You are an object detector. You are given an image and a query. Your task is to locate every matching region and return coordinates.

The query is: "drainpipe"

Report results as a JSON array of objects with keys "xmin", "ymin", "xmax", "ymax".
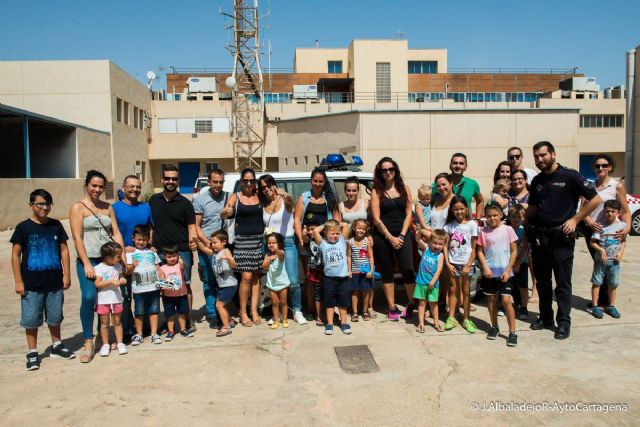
[
  {"xmin": 23, "ymin": 116, "xmax": 31, "ymax": 178},
  {"xmin": 625, "ymin": 49, "xmax": 636, "ymax": 193}
]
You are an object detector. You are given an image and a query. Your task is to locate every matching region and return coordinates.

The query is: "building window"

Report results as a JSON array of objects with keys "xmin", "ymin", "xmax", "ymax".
[
  {"xmin": 285, "ymin": 158, "xmax": 289, "ymax": 166},
  {"xmin": 174, "ymin": 94, "xmax": 182, "ymax": 101},
  {"xmin": 408, "ymin": 61, "xmax": 438, "ymax": 74},
  {"xmin": 206, "ymin": 163, "xmax": 220, "ymax": 174},
  {"xmin": 116, "ymin": 98, "xmax": 123, "ymax": 122},
  {"xmin": 133, "ymin": 107, "xmax": 139, "ymax": 128},
  {"xmin": 328, "ymin": 61, "xmax": 343, "ymax": 73},
  {"xmin": 123, "ymin": 102, "xmax": 129, "ymax": 125},
  {"xmin": 139, "ymin": 110, "xmax": 145, "ymax": 129},
  {"xmin": 376, "ymin": 62, "xmax": 391, "ymax": 103},
  {"xmin": 580, "ymin": 115, "xmax": 624, "ymax": 128},
  {"xmin": 195, "ymin": 119, "xmax": 213, "ymax": 133},
  {"xmin": 304, "ymin": 156, "xmax": 308, "ymax": 165},
  {"xmin": 316, "ymin": 155, "xmax": 320, "ymax": 163},
  {"xmin": 135, "ymin": 160, "xmax": 146, "ymax": 181}
]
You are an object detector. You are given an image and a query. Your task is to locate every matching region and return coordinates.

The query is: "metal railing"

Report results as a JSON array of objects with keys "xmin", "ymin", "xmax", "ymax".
[{"xmin": 170, "ymin": 66, "xmax": 578, "ymax": 75}]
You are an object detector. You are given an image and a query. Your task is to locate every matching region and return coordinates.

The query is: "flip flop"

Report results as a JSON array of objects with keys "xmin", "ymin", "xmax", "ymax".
[
  {"xmin": 362, "ymin": 313, "xmax": 371, "ymax": 321},
  {"xmin": 216, "ymin": 327, "xmax": 232, "ymax": 337},
  {"xmin": 315, "ymin": 319, "xmax": 324, "ymax": 327},
  {"xmin": 435, "ymin": 323, "xmax": 445, "ymax": 333},
  {"xmin": 241, "ymin": 318, "xmax": 253, "ymax": 327},
  {"xmin": 416, "ymin": 325, "xmax": 425, "ymax": 334},
  {"xmin": 252, "ymin": 318, "xmax": 262, "ymax": 325}
]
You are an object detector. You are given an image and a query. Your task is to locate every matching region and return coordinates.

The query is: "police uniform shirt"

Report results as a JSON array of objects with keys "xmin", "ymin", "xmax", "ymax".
[{"xmin": 528, "ymin": 164, "xmax": 597, "ymax": 227}]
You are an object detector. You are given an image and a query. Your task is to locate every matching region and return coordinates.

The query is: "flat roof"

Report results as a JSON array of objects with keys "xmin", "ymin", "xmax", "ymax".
[{"xmin": 276, "ymin": 106, "xmax": 582, "ymax": 123}]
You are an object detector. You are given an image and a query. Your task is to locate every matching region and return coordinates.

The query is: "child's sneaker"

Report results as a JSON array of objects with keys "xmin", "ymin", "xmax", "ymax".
[
  {"xmin": 130, "ymin": 335, "xmax": 144, "ymax": 346},
  {"xmin": 271, "ymin": 322, "xmax": 280, "ymax": 330},
  {"xmin": 605, "ymin": 306, "xmax": 621, "ymax": 319},
  {"xmin": 592, "ymin": 307, "xmax": 604, "ymax": 319},
  {"xmin": 444, "ymin": 317, "xmax": 458, "ymax": 330},
  {"xmin": 117, "ymin": 343, "xmax": 128, "ymax": 355},
  {"xmin": 487, "ymin": 326, "xmax": 499, "ymax": 340},
  {"xmin": 50, "ymin": 343, "xmax": 76, "ymax": 359},
  {"xmin": 387, "ymin": 307, "xmax": 400, "ymax": 321},
  {"xmin": 26, "ymin": 351, "xmax": 40, "ymax": 371},
  {"xmin": 519, "ymin": 307, "xmax": 529, "ymax": 320},
  {"xmin": 99, "ymin": 344, "xmax": 111, "ymax": 357},
  {"xmin": 180, "ymin": 330, "xmax": 194, "ymax": 338},
  {"xmin": 324, "ymin": 324, "xmax": 334, "ymax": 335},
  {"xmin": 151, "ymin": 334, "xmax": 163, "ymax": 344},
  {"xmin": 507, "ymin": 332, "xmax": 518, "ymax": 347},
  {"xmin": 462, "ymin": 319, "xmax": 477, "ymax": 333},
  {"xmin": 340, "ymin": 324, "xmax": 352, "ymax": 335},
  {"xmin": 282, "ymin": 320, "xmax": 290, "ymax": 328},
  {"xmin": 164, "ymin": 332, "xmax": 175, "ymax": 342}
]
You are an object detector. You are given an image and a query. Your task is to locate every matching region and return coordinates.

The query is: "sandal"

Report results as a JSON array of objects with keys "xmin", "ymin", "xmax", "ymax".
[
  {"xmin": 435, "ymin": 323, "xmax": 445, "ymax": 333},
  {"xmin": 240, "ymin": 317, "xmax": 253, "ymax": 327},
  {"xmin": 469, "ymin": 304, "xmax": 477, "ymax": 312},
  {"xmin": 362, "ymin": 313, "xmax": 371, "ymax": 321},
  {"xmin": 315, "ymin": 319, "xmax": 324, "ymax": 327},
  {"xmin": 216, "ymin": 327, "xmax": 232, "ymax": 337},
  {"xmin": 416, "ymin": 325, "xmax": 425, "ymax": 334},
  {"xmin": 252, "ymin": 318, "xmax": 262, "ymax": 325},
  {"xmin": 78, "ymin": 344, "xmax": 94, "ymax": 363},
  {"xmin": 351, "ymin": 313, "xmax": 359, "ymax": 322},
  {"xmin": 228, "ymin": 319, "xmax": 238, "ymax": 328}
]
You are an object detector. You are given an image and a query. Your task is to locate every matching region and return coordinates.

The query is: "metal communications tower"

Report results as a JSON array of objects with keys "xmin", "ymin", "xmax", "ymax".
[{"xmin": 224, "ymin": 0, "xmax": 266, "ymax": 172}]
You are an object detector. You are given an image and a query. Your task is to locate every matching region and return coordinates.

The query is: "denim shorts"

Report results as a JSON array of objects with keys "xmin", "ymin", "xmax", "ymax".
[
  {"xmin": 217, "ymin": 286, "xmax": 237, "ymax": 304},
  {"xmin": 591, "ymin": 260, "xmax": 620, "ymax": 288},
  {"xmin": 163, "ymin": 295, "xmax": 189, "ymax": 318},
  {"xmin": 349, "ymin": 273, "xmax": 374, "ymax": 292},
  {"xmin": 322, "ymin": 276, "xmax": 350, "ymax": 308},
  {"xmin": 133, "ymin": 290, "xmax": 161, "ymax": 316},
  {"xmin": 20, "ymin": 289, "xmax": 64, "ymax": 328}
]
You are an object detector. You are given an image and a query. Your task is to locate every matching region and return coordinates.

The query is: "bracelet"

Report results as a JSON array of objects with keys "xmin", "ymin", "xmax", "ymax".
[{"xmin": 398, "ymin": 234, "xmax": 405, "ymax": 242}]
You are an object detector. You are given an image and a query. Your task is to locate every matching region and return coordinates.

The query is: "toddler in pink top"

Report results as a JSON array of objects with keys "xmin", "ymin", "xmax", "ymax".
[{"xmin": 160, "ymin": 245, "xmax": 192, "ymax": 341}]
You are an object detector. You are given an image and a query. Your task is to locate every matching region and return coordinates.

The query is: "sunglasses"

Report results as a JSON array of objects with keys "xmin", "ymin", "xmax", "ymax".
[
  {"xmin": 163, "ymin": 177, "xmax": 179, "ymax": 181},
  {"xmin": 594, "ymin": 164, "xmax": 610, "ymax": 170},
  {"xmin": 508, "ymin": 154, "xmax": 522, "ymax": 160},
  {"xmin": 381, "ymin": 167, "xmax": 396, "ymax": 174},
  {"xmin": 242, "ymin": 179, "xmax": 257, "ymax": 184},
  {"xmin": 31, "ymin": 202, "xmax": 52, "ymax": 208}
]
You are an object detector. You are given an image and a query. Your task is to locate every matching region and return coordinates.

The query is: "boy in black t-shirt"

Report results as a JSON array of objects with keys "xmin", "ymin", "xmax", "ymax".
[{"xmin": 10, "ymin": 189, "xmax": 76, "ymax": 370}]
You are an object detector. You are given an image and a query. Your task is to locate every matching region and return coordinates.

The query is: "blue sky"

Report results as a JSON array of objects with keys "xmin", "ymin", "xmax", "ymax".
[{"xmin": 1, "ymin": 0, "xmax": 639, "ymax": 89}]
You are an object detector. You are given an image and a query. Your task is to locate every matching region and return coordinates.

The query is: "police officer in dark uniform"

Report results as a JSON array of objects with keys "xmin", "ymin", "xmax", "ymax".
[{"xmin": 526, "ymin": 141, "xmax": 601, "ymax": 340}]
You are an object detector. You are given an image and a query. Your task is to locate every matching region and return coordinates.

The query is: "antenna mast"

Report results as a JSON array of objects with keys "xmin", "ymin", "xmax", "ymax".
[{"xmin": 224, "ymin": 0, "xmax": 266, "ymax": 172}]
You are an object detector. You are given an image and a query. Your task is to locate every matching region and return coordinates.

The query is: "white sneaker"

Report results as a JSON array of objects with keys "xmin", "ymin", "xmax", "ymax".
[
  {"xmin": 293, "ymin": 311, "xmax": 307, "ymax": 325},
  {"xmin": 99, "ymin": 344, "xmax": 110, "ymax": 357},
  {"xmin": 117, "ymin": 343, "xmax": 128, "ymax": 355},
  {"xmin": 151, "ymin": 334, "xmax": 162, "ymax": 344}
]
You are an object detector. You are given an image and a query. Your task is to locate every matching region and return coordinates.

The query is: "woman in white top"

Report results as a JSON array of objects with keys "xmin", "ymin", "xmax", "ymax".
[
  {"xmin": 431, "ymin": 173, "xmax": 454, "ymax": 230},
  {"xmin": 258, "ymin": 174, "xmax": 306, "ymax": 324},
  {"xmin": 338, "ymin": 176, "xmax": 369, "ymax": 225},
  {"xmin": 581, "ymin": 155, "xmax": 631, "ymax": 307}
]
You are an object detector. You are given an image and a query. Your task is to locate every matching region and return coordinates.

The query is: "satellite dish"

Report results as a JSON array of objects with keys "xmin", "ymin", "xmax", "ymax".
[
  {"xmin": 225, "ymin": 76, "xmax": 237, "ymax": 89},
  {"xmin": 146, "ymin": 70, "xmax": 157, "ymax": 80}
]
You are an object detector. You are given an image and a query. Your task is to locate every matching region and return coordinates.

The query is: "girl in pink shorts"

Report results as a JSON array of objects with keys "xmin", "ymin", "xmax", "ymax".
[{"xmin": 94, "ymin": 242, "xmax": 127, "ymax": 357}]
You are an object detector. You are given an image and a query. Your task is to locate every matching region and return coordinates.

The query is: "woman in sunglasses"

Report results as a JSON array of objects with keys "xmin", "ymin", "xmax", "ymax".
[
  {"xmin": 222, "ymin": 168, "xmax": 264, "ymax": 326},
  {"xmin": 370, "ymin": 157, "xmax": 415, "ymax": 321},
  {"xmin": 581, "ymin": 155, "xmax": 632, "ymax": 309}
]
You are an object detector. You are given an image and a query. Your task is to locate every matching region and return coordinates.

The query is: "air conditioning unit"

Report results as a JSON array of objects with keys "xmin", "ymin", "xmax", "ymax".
[
  {"xmin": 560, "ymin": 77, "xmax": 599, "ymax": 92},
  {"xmin": 293, "ymin": 85, "xmax": 318, "ymax": 99},
  {"xmin": 187, "ymin": 77, "xmax": 217, "ymax": 93}
]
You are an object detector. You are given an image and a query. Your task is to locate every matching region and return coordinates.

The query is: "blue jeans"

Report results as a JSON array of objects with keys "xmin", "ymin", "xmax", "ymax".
[
  {"xmin": 284, "ymin": 236, "xmax": 301, "ymax": 311},
  {"xmin": 198, "ymin": 249, "xmax": 218, "ymax": 319},
  {"xmin": 77, "ymin": 257, "xmax": 100, "ymax": 340}
]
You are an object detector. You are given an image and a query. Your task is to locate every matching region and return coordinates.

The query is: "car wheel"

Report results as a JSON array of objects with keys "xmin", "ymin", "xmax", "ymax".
[{"xmin": 632, "ymin": 211, "xmax": 640, "ymax": 236}]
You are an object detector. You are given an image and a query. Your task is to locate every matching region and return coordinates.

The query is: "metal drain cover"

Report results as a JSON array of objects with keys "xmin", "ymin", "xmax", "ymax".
[{"xmin": 334, "ymin": 345, "xmax": 379, "ymax": 374}]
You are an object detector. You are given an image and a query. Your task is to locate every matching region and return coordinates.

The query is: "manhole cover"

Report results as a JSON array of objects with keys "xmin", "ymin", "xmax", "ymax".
[{"xmin": 334, "ymin": 345, "xmax": 379, "ymax": 374}]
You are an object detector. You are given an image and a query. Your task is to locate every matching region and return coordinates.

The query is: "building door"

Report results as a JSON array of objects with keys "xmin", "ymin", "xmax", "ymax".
[
  {"xmin": 579, "ymin": 155, "xmax": 596, "ymax": 182},
  {"xmin": 178, "ymin": 162, "xmax": 200, "ymax": 194}
]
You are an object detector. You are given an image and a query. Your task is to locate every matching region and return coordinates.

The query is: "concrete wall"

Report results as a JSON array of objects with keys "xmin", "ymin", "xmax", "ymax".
[
  {"xmin": 294, "ymin": 48, "xmax": 349, "ymax": 73},
  {"xmin": 109, "ymin": 62, "xmax": 152, "ymax": 185},
  {"xmin": 76, "ymin": 128, "xmax": 113, "ymax": 178},
  {"xmin": 0, "ymin": 61, "xmax": 112, "ymax": 132},
  {"xmin": 278, "ymin": 108, "xmax": 581, "ymax": 197},
  {"xmin": 0, "ymin": 179, "xmax": 86, "ymax": 230},
  {"xmin": 633, "ymin": 46, "xmax": 640, "ymax": 192},
  {"xmin": 350, "ymin": 40, "xmax": 409, "ymax": 101}
]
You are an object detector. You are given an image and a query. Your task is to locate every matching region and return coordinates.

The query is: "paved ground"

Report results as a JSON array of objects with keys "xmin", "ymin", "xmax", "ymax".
[{"xmin": 0, "ymin": 221, "xmax": 638, "ymax": 426}]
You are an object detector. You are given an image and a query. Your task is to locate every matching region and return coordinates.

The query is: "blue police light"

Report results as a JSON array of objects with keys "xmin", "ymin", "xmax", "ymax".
[
  {"xmin": 351, "ymin": 155, "xmax": 363, "ymax": 166},
  {"xmin": 325, "ymin": 154, "xmax": 346, "ymax": 165}
]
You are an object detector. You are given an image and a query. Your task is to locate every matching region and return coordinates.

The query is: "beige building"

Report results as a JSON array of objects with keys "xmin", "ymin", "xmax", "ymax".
[{"xmin": 0, "ymin": 60, "xmax": 151, "ymax": 228}]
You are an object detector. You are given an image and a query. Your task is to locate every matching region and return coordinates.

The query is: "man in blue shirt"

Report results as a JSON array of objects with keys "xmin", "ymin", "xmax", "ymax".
[{"xmin": 113, "ymin": 175, "xmax": 153, "ymax": 339}]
